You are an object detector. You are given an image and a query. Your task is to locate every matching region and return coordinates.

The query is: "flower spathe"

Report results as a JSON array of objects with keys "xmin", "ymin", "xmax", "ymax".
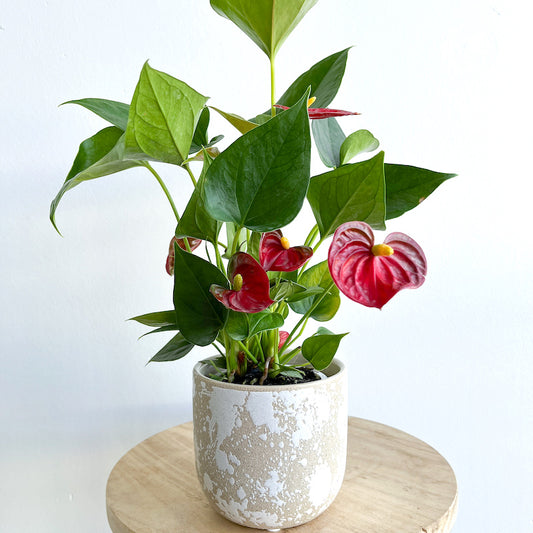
[
  {"xmin": 274, "ymin": 104, "xmax": 360, "ymax": 120},
  {"xmin": 166, "ymin": 236, "xmax": 202, "ymax": 275},
  {"xmin": 328, "ymin": 221, "xmax": 427, "ymax": 309},
  {"xmin": 259, "ymin": 230, "xmax": 313, "ymax": 272},
  {"xmin": 210, "ymin": 252, "xmax": 274, "ymax": 313}
]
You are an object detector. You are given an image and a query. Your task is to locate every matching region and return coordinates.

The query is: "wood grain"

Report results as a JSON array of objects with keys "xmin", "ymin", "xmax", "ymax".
[{"xmin": 106, "ymin": 417, "xmax": 457, "ymax": 532}]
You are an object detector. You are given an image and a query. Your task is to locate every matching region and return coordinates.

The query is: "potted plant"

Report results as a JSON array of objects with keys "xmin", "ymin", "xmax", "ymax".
[{"xmin": 51, "ymin": 0, "xmax": 455, "ymax": 529}]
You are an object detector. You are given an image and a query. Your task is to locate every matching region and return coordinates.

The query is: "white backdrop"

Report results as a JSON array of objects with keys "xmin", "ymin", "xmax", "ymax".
[{"xmin": 1, "ymin": 0, "xmax": 532, "ymax": 531}]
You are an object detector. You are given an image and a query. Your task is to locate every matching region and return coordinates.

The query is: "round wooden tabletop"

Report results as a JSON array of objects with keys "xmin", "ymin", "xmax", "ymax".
[{"xmin": 106, "ymin": 417, "xmax": 457, "ymax": 532}]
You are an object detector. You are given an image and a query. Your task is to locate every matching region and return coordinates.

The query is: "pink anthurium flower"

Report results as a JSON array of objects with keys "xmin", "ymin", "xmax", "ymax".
[
  {"xmin": 328, "ymin": 221, "xmax": 427, "ymax": 309},
  {"xmin": 259, "ymin": 230, "xmax": 313, "ymax": 272},
  {"xmin": 166, "ymin": 236, "xmax": 202, "ymax": 275},
  {"xmin": 278, "ymin": 330, "xmax": 290, "ymax": 349},
  {"xmin": 210, "ymin": 252, "xmax": 274, "ymax": 313},
  {"xmin": 274, "ymin": 104, "xmax": 360, "ymax": 120}
]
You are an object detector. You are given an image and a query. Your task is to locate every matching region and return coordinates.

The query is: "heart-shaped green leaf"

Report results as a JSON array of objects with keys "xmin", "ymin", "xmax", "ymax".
[
  {"xmin": 312, "ymin": 117, "xmax": 346, "ymax": 168},
  {"xmin": 385, "ymin": 164, "xmax": 457, "ymax": 220},
  {"xmin": 289, "ymin": 261, "xmax": 340, "ymax": 321},
  {"xmin": 62, "ymin": 98, "xmax": 130, "ymax": 130},
  {"xmin": 302, "ymin": 327, "xmax": 347, "ymax": 370},
  {"xmin": 210, "ymin": 0, "xmax": 318, "ymax": 59},
  {"xmin": 278, "ymin": 48, "xmax": 351, "ymax": 108},
  {"xmin": 125, "ymin": 62, "xmax": 208, "ymax": 165},
  {"xmin": 176, "ymin": 153, "xmax": 221, "ymax": 244},
  {"xmin": 203, "ymin": 91, "xmax": 311, "ymax": 232},
  {"xmin": 129, "ymin": 310, "xmax": 177, "ymax": 327},
  {"xmin": 173, "ymin": 244, "xmax": 229, "ymax": 346},
  {"xmin": 226, "ymin": 311, "xmax": 250, "ymax": 341},
  {"xmin": 340, "ymin": 129, "xmax": 380, "ymax": 165},
  {"xmin": 148, "ymin": 333, "xmax": 194, "ymax": 363},
  {"xmin": 50, "ymin": 127, "xmax": 143, "ymax": 232},
  {"xmin": 248, "ymin": 312, "xmax": 284, "ymax": 337},
  {"xmin": 307, "ymin": 151, "xmax": 386, "ymax": 237}
]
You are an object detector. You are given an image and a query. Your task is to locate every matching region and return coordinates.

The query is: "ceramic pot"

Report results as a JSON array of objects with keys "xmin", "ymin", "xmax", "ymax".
[{"xmin": 193, "ymin": 358, "xmax": 347, "ymax": 530}]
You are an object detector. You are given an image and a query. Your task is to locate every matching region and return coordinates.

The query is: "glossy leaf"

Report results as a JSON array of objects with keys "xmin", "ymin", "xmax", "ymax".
[
  {"xmin": 328, "ymin": 221, "xmax": 427, "ymax": 309},
  {"xmin": 210, "ymin": 0, "xmax": 318, "ymax": 59},
  {"xmin": 289, "ymin": 261, "xmax": 340, "ymax": 321},
  {"xmin": 385, "ymin": 164, "xmax": 456, "ymax": 220},
  {"xmin": 125, "ymin": 62, "xmax": 208, "ymax": 165},
  {"xmin": 139, "ymin": 325, "xmax": 179, "ymax": 338},
  {"xmin": 307, "ymin": 150, "xmax": 386, "ymax": 237},
  {"xmin": 225, "ymin": 310, "xmax": 250, "ymax": 341},
  {"xmin": 270, "ymin": 280, "xmax": 306, "ymax": 301},
  {"xmin": 211, "ymin": 107, "xmax": 258, "ymax": 134},
  {"xmin": 284, "ymin": 286, "xmax": 324, "ymax": 303},
  {"xmin": 340, "ymin": 129, "xmax": 380, "ymax": 165},
  {"xmin": 129, "ymin": 310, "xmax": 177, "ymax": 327},
  {"xmin": 173, "ymin": 244, "xmax": 228, "ymax": 345},
  {"xmin": 176, "ymin": 153, "xmax": 221, "ymax": 244},
  {"xmin": 203, "ymin": 91, "xmax": 311, "ymax": 232},
  {"xmin": 302, "ymin": 327, "xmax": 347, "ymax": 370},
  {"xmin": 50, "ymin": 128, "xmax": 143, "ymax": 232},
  {"xmin": 148, "ymin": 333, "xmax": 194, "ymax": 363},
  {"xmin": 189, "ymin": 107, "xmax": 224, "ymax": 154},
  {"xmin": 312, "ymin": 117, "xmax": 345, "ymax": 168},
  {"xmin": 248, "ymin": 311, "xmax": 284, "ymax": 337},
  {"xmin": 277, "ymin": 48, "xmax": 351, "ymax": 108},
  {"xmin": 62, "ymin": 98, "xmax": 130, "ymax": 130}
]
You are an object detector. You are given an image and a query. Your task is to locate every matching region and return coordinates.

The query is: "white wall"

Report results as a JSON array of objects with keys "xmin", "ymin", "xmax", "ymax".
[{"xmin": 1, "ymin": 0, "xmax": 532, "ymax": 531}]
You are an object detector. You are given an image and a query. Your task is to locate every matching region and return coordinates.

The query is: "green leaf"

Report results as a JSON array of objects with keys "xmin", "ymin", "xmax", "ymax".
[
  {"xmin": 129, "ymin": 310, "xmax": 177, "ymax": 327},
  {"xmin": 385, "ymin": 164, "xmax": 457, "ymax": 220},
  {"xmin": 148, "ymin": 333, "xmax": 194, "ymax": 363},
  {"xmin": 270, "ymin": 280, "xmax": 306, "ymax": 301},
  {"xmin": 278, "ymin": 48, "xmax": 351, "ymax": 108},
  {"xmin": 203, "ymin": 91, "xmax": 311, "ymax": 232},
  {"xmin": 340, "ymin": 129, "xmax": 380, "ymax": 165},
  {"xmin": 225, "ymin": 310, "xmax": 249, "ymax": 341},
  {"xmin": 307, "ymin": 150, "xmax": 386, "ymax": 237},
  {"xmin": 312, "ymin": 118, "xmax": 345, "ymax": 168},
  {"xmin": 289, "ymin": 261, "xmax": 340, "ymax": 321},
  {"xmin": 175, "ymin": 153, "xmax": 221, "ymax": 243},
  {"xmin": 210, "ymin": 0, "xmax": 318, "ymax": 59},
  {"xmin": 302, "ymin": 327, "xmax": 347, "ymax": 371},
  {"xmin": 50, "ymin": 127, "xmax": 143, "ymax": 232},
  {"xmin": 173, "ymin": 244, "xmax": 229, "ymax": 346},
  {"xmin": 62, "ymin": 98, "xmax": 130, "ymax": 130},
  {"xmin": 211, "ymin": 107, "xmax": 258, "ymax": 134},
  {"xmin": 285, "ymin": 286, "xmax": 324, "ymax": 303},
  {"xmin": 125, "ymin": 62, "xmax": 208, "ymax": 165},
  {"xmin": 139, "ymin": 325, "xmax": 179, "ymax": 339},
  {"xmin": 189, "ymin": 107, "xmax": 224, "ymax": 154},
  {"xmin": 248, "ymin": 312, "xmax": 284, "ymax": 337}
]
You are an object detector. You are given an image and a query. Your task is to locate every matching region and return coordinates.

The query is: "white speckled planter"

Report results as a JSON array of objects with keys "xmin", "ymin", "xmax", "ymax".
[{"xmin": 193, "ymin": 358, "xmax": 347, "ymax": 530}]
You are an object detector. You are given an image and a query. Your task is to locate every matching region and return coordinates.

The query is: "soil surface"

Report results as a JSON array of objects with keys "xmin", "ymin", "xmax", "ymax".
[{"xmin": 229, "ymin": 366, "xmax": 323, "ymax": 386}]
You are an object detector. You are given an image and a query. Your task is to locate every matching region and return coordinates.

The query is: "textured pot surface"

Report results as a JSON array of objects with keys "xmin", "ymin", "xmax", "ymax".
[{"xmin": 193, "ymin": 359, "xmax": 347, "ymax": 530}]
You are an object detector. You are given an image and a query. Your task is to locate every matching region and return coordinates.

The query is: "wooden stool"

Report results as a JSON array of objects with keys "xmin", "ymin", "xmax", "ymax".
[{"xmin": 106, "ymin": 417, "xmax": 457, "ymax": 532}]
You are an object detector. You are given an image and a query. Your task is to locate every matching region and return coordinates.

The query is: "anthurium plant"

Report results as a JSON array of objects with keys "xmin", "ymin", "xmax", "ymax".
[{"xmin": 51, "ymin": 0, "xmax": 455, "ymax": 385}]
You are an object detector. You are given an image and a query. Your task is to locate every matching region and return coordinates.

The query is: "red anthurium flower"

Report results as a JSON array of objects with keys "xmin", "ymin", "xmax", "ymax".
[
  {"xmin": 278, "ymin": 330, "xmax": 290, "ymax": 349},
  {"xmin": 210, "ymin": 252, "xmax": 274, "ymax": 313},
  {"xmin": 328, "ymin": 221, "xmax": 427, "ymax": 309},
  {"xmin": 274, "ymin": 104, "xmax": 360, "ymax": 120},
  {"xmin": 259, "ymin": 230, "xmax": 313, "ymax": 272},
  {"xmin": 166, "ymin": 236, "xmax": 202, "ymax": 275}
]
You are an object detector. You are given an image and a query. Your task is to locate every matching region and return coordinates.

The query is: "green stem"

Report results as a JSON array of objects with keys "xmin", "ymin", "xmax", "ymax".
[
  {"xmin": 270, "ymin": 56, "xmax": 276, "ymax": 117},
  {"xmin": 313, "ymin": 235, "xmax": 327, "ymax": 253},
  {"xmin": 183, "ymin": 163, "xmax": 197, "ymax": 187},
  {"xmin": 238, "ymin": 341, "xmax": 258, "ymax": 365},
  {"xmin": 279, "ymin": 281, "xmax": 335, "ymax": 357},
  {"xmin": 230, "ymin": 226, "xmax": 244, "ymax": 256},
  {"xmin": 303, "ymin": 224, "xmax": 319, "ymax": 247},
  {"xmin": 142, "ymin": 162, "xmax": 180, "ymax": 222}
]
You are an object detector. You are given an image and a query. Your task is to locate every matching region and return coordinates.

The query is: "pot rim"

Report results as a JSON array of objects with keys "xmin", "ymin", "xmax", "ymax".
[{"xmin": 193, "ymin": 356, "xmax": 345, "ymax": 392}]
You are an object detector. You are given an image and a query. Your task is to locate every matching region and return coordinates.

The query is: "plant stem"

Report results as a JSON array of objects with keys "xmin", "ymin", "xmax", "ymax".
[
  {"xmin": 279, "ymin": 281, "xmax": 335, "ymax": 357},
  {"xmin": 237, "ymin": 341, "xmax": 259, "ymax": 365},
  {"xmin": 304, "ymin": 224, "xmax": 319, "ymax": 247},
  {"xmin": 183, "ymin": 163, "xmax": 197, "ymax": 187},
  {"xmin": 142, "ymin": 162, "xmax": 180, "ymax": 222},
  {"xmin": 230, "ymin": 226, "xmax": 244, "ymax": 256},
  {"xmin": 270, "ymin": 57, "xmax": 276, "ymax": 117}
]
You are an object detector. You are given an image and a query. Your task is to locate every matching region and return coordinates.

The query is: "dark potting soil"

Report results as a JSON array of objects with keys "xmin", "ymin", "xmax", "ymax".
[{"xmin": 228, "ymin": 366, "xmax": 323, "ymax": 386}]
